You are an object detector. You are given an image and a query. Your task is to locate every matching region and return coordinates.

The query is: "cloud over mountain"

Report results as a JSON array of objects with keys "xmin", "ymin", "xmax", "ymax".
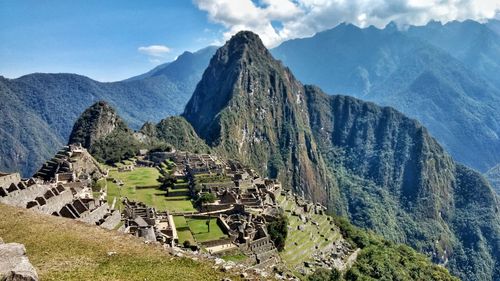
[{"xmin": 195, "ymin": 0, "xmax": 500, "ymax": 47}]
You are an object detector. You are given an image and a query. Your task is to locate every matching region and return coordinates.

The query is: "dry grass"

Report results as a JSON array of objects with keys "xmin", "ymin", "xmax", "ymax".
[{"xmin": 0, "ymin": 204, "xmax": 238, "ymax": 281}]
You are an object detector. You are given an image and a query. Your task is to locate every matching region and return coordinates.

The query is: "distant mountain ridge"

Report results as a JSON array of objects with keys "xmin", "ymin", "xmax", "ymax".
[
  {"xmin": 0, "ymin": 46, "xmax": 216, "ymax": 176},
  {"xmin": 272, "ymin": 20, "xmax": 500, "ymax": 173},
  {"xmin": 2, "ymin": 20, "xmax": 499, "ymax": 180}
]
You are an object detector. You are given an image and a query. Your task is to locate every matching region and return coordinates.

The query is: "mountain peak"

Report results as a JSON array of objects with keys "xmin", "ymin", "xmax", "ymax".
[
  {"xmin": 68, "ymin": 101, "xmax": 128, "ymax": 149},
  {"xmin": 215, "ymin": 30, "xmax": 271, "ymax": 64}
]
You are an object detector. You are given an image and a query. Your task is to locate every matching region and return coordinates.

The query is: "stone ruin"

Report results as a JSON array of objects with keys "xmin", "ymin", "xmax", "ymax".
[
  {"xmin": 0, "ymin": 145, "xmax": 119, "ymax": 230},
  {"xmin": 161, "ymin": 151, "xmax": 284, "ymax": 268},
  {"xmin": 122, "ymin": 199, "xmax": 178, "ymax": 245}
]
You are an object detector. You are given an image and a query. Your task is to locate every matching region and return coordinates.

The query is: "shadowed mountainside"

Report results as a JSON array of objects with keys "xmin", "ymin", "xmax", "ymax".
[{"xmin": 183, "ymin": 31, "xmax": 500, "ymax": 281}]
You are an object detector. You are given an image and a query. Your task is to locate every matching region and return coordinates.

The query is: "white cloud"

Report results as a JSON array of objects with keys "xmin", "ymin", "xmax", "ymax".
[
  {"xmin": 194, "ymin": 0, "xmax": 500, "ymax": 47},
  {"xmin": 138, "ymin": 45, "xmax": 171, "ymax": 57}
]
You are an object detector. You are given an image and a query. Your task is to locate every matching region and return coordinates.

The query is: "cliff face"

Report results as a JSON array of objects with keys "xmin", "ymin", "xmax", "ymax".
[
  {"xmin": 272, "ymin": 22, "xmax": 500, "ymax": 173},
  {"xmin": 182, "ymin": 31, "xmax": 500, "ymax": 281},
  {"xmin": 183, "ymin": 31, "xmax": 331, "ymax": 201}
]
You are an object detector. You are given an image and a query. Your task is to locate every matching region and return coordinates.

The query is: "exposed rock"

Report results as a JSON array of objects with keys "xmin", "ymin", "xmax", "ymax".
[{"xmin": 0, "ymin": 242, "xmax": 38, "ymax": 281}]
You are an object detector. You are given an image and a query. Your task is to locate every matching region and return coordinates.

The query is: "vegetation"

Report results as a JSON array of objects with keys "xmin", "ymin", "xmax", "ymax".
[
  {"xmin": 316, "ymin": 216, "xmax": 460, "ymax": 281},
  {"xmin": 267, "ymin": 212, "xmax": 288, "ymax": 252},
  {"xmin": 139, "ymin": 116, "xmax": 210, "ymax": 154},
  {"xmin": 173, "ymin": 216, "xmax": 195, "ymax": 245},
  {"xmin": 106, "ymin": 167, "xmax": 196, "ymax": 213},
  {"xmin": 195, "ymin": 193, "xmax": 216, "ymax": 208},
  {"xmin": 308, "ymin": 268, "xmax": 342, "ymax": 281},
  {"xmin": 186, "ymin": 218, "xmax": 227, "ymax": 243},
  {"xmin": 220, "ymin": 252, "xmax": 248, "ymax": 262},
  {"xmin": 90, "ymin": 129, "xmax": 140, "ymax": 164},
  {"xmin": 0, "ymin": 204, "xmax": 238, "ymax": 281}
]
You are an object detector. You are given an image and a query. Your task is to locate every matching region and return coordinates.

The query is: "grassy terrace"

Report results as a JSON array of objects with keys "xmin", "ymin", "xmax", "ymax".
[
  {"xmin": 173, "ymin": 215, "xmax": 195, "ymax": 245},
  {"xmin": 278, "ymin": 194, "xmax": 341, "ymax": 270},
  {"xmin": 0, "ymin": 204, "xmax": 239, "ymax": 281},
  {"xmin": 187, "ymin": 218, "xmax": 227, "ymax": 243},
  {"xmin": 106, "ymin": 167, "xmax": 196, "ymax": 213}
]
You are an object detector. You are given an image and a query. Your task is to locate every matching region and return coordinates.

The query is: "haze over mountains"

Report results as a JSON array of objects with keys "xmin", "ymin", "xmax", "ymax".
[
  {"xmin": 0, "ymin": 46, "xmax": 216, "ymax": 176},
  {"xmin": 272, "ymin": 20, "xmax": 500, "ymax": 173},
  {"xmin": 1, "ymin": 19, "xmax": 499, "ymax": 185},
  {"xmin": 67, "ymin": 30, "xmax": 500, "ymax": 281}
]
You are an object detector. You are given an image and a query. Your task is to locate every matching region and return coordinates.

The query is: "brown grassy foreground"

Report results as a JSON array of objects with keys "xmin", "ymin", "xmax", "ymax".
[{"xmin": 0, "ymin": 204, "xmax": 237, "ymax": 281}]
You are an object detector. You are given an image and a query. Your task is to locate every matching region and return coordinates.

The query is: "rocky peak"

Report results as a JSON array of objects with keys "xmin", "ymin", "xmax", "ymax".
[
  {"xmin": 183, "ymin": 31, "xmax": 329, "ymax": 201},
  {"xmin": 68, "ymin": 101, "xmax": 128, "ymax": 149}
]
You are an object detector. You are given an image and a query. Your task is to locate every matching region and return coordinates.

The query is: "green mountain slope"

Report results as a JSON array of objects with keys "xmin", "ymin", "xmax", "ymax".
[
  {"xmin": 486, "ymin": 164, "xmax": 500, "ymax": 194},
  {"xmin": 68, "ymin": 101, "xmax": 139, "ymax": 164},
  {"xmin": 272, "ymin": 22, "xmax": 500, "ymax": 173},
  {"xmin": 0, "ymin": 47, "xmax": 215, "ymax": 176},
  {"xmin": 183, "ymin": 31, "xmax": 500, "ymax": 281}
]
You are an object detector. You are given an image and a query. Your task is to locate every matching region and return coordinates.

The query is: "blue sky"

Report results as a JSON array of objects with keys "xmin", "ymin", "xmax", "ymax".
[
  {"xmin": 1, "ymin": 0, "xmax": 498, "ymax": 81},
  {"xmin": 0, "ymin": 0, "xmax": 221, "ymax": 81}
]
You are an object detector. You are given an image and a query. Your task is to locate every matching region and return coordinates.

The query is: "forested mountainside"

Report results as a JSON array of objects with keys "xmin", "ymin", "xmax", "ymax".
[
  {"xmin": 182, "ymin": 31, "xmax": 500, "ymax": 281},
  {"xmin": 272, "ymin": 21, "xmax": 500, "ymax": 173},
  {"xmin": 4, "ymin": 19, "xmax": 499, "ymax": 181},
  {"xmin": 65, "ymin": 100, "xmax": 458, "ymax": 281},
  {"xmin": 0, "ymin": 46, "xmax": 216, "ymax": 177},
  {"xmin": 486, "ymin": 164, "xmax": 500, "ymax": 194}
]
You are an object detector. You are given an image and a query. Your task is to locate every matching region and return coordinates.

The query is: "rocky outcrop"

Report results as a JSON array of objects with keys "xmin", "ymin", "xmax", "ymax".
[
  {"xmin": 68, "ymin": 101, "xmax": 129, "ymax": 149},
  {"xmin": 68, "ymin": 101, "xmax": 139, "ymax": 164},
  {"xmin": 0, "ymin": 238, "xmax": 38, "ymax": 281}
]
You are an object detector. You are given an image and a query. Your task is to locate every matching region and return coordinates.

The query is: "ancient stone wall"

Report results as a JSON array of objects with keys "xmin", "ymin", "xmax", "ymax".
[
  {"xmin": 30, "ymin": 189, "xmax": 74, "ymax": 214},
  {"xmin": 0, "ymin": 184, "xmax": 50, "ymax": 208},
  {"xmin": 78, "ymin": 203, "xmax": 109, "ymax": 225},
  {"xmin": 0, "ymin": 173, "xmax": 21, "ymax": 189},
  {"xmin": 100, "ymin": 210, "xmax": 121, "ymax": 230}
]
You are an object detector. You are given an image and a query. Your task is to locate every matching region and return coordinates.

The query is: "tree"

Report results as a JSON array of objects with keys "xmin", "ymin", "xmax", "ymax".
[
  {"xmin": 195, "ymin": 193, "xmax": 216, "ymax": 207},
  {"xmin": 308, "ymin": 268, "xmax": 343, "ymax": 281},
  {"xmin": 268, "ymin": 213, "xmax": 288, "ymax": 251}
]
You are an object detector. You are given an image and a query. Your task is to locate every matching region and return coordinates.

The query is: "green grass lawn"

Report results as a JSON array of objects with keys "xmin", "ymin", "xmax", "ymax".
[
  {"xmin": 0, "ymin": 204, "xmax": 240, "ymax": 281},
  {"xmin": 173, "ymin": 216, "xmax": 195, "ymax": 244},
  {"xmin": 221, "ymin": 252, "xmax": 248, "ymax": 262},
  {"xmin": 106, "ymin": 167, "xmax": 196, "ymax": 213},
  {"xmin": 187, "ymin": 218, "xmax": 227, "ymax": 243},
  {"xmin": 109, "ymin": 167, "xmax": 161, "ymax": 187}
]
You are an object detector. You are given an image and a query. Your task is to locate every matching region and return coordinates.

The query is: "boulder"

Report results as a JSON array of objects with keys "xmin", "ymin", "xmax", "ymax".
[{"xmin": 0, "ymin": 242, "xmax": 38, "ymax": 281}]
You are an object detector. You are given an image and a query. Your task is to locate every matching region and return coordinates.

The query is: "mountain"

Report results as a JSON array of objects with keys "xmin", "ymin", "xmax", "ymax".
[
  {"xmin": 486, "ymin": 164, "xmax": 500, "ymax": 194},
  {"xmin": 487, "ymin": 19, "xmax": 500, "ymax": 36},
  {"xmin": 183, "ymin": 31, "xmax": 500, "ymax": 281},
  {"xmin": 183, "ymin": 31, "xmax": 332, "ymax": 201},
  {"xmin": 67, "ymin": 101, "xmax": 139, "ymax": 164},
  {"xmin": 272, "ymin": 21, "xmax": 500, "ymax": 173},
  {"xmin": 137, "ymin": 116, "xmax": 210, "ymax": 154},
  {"xmin": 0, "ymin": 77, "xmax": 63, "ymax": 178},
  {"xmin": 0, "ymin": 46, "xmax": 216, "ymax": 177},
  {"xmin": 68, "ymin": 101, "xmax": 129, "ymax": 149},
  {"xmin": 407, "ymin": 20, "xmax": 500, "ymax": 89}
]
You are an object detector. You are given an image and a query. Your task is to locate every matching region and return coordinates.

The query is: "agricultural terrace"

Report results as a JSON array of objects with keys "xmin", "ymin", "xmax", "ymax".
[{"xmin": 277, "ymin": 194, "xmax": 341, "ymax": 271}]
